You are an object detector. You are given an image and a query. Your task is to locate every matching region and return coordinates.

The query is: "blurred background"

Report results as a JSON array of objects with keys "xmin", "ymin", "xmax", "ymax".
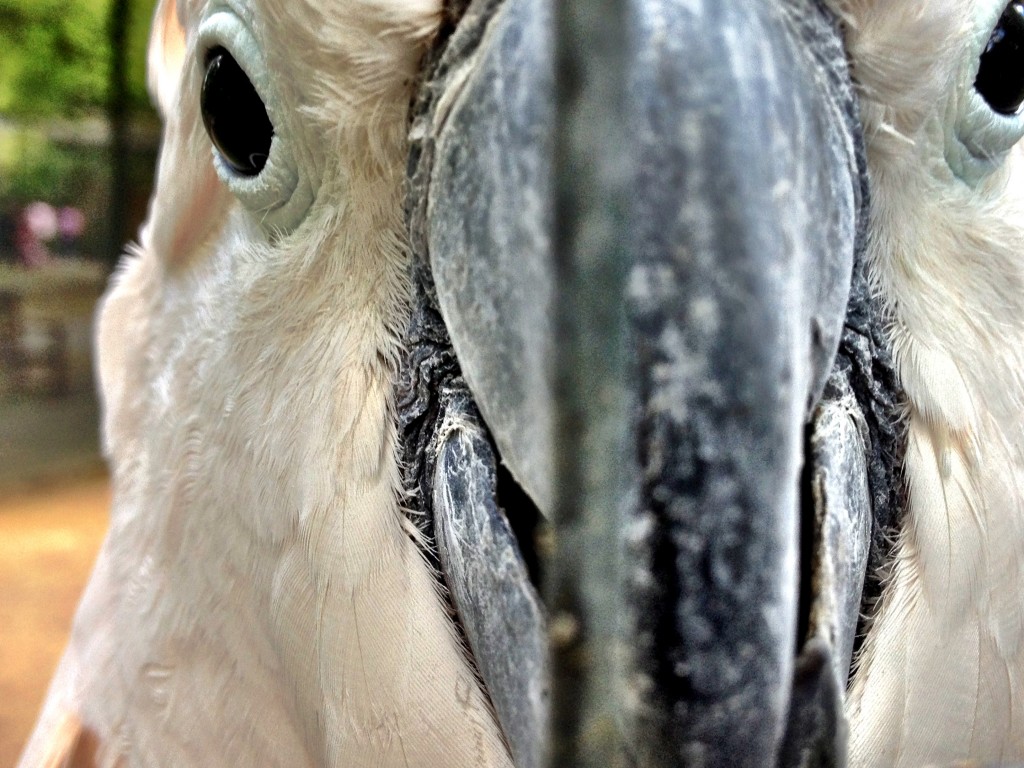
[{"xmin": 0, "ymin": 0, "xmax": 158, "ymax": 762}]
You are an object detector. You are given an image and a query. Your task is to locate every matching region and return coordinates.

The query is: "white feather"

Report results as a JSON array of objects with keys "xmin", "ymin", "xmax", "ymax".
[
  {"xmin": 18, "ymin": 1, "xmax": 513, "ymax": 766},
  {"xmin": 827, "ymin": 0, "xmax": 1024, "ymax": 765}
]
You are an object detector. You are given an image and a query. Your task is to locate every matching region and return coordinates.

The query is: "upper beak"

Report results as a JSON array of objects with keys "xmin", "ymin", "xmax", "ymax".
[
  {"xmin": 400, "ymin": 1, "xmax": 878, "ymax": 766},
  {"xmin": 621, "ymin": 2, "xmax": 867, "ymax": 764}
]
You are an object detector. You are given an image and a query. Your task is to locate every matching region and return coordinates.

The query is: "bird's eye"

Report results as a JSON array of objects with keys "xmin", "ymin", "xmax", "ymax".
[
  {"xmin": 975, "ymin": 1, "xmax": 1024, "ymax": 115},
  {"xmin": 200, "ymin": 47, "xmax": 274, "ymax": 176}
]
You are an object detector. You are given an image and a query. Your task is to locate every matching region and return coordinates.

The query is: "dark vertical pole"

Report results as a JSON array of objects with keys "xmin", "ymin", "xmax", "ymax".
[
  {"xmin": 547, "ymin": 1, "xmax": 634, "ymax": 766},
  {"xmin": 107, "ymin": 0, "xmax": 131, "ymax": 266}
]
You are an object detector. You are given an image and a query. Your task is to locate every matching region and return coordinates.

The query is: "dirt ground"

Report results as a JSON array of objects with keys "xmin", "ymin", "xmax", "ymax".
[{"xmin": 0, "ymin": 475, "xmax": 109, "ymax": 767}]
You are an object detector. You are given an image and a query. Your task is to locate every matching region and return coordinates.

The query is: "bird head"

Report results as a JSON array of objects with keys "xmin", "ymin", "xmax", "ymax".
[
  {"xmin": 27, "ymin": 1, "xmax": 1024, "ymax": 766},
  {"xmin": 825, "ymin": 0, "xmax": 1024, "ymax": 431}
]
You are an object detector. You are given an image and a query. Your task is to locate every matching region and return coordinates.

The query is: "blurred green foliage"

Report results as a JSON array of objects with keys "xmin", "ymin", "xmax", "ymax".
[
  {"xmin": 0, "ymin": 0, "xmax": 157, "ymax": 118},
  {"xmin": 0, "ymin": 131, "xmax": 107, "ymax": 206},
  {"xmin": 0, "ymin": 0, "xmax": 159, "ymax": 255},
  {"xmin": 0, "ymin": 0, "xmax": 109, "ymax": 117}
]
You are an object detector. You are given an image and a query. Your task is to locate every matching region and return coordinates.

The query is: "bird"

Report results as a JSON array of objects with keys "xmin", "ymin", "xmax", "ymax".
[
  {"xmin": 824, "ymin": 0, "xmax": 1024, "ymax": 764},
  {"xmin": 19, "ymin": 0, "xmax": 1024, "ymax": 765},
  {"xmin": 17, "ymin": 0, "xmax": 515, "ymax": 765}
]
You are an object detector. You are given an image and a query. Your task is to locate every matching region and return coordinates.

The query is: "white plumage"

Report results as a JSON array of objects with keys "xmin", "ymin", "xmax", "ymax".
[
  {"xmin": 826, "ymin": 1, "xmax": 1024, "ymax": 764},
  {"xmin": 18, "ymin": 1, "xmax": 513, "ymax": 765}
]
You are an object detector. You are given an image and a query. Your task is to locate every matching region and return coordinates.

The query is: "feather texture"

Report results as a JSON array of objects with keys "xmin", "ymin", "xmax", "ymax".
[
  {"xmin": 826, "ymin": 0, "xmax": 1024, "ymax": 764},
  {"xmin": 19, "ymin": 1, "xmax": 513, "ymax": 766}
]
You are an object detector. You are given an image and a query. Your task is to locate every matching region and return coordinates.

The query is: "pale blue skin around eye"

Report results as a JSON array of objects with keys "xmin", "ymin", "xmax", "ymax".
[
  {"xmin": 196, "ymin": 3, "xmax": 319, "ymax": 235},
  {"xmin": 948, "ymin": 1, "xmax": 1024, "ymax": 185}
]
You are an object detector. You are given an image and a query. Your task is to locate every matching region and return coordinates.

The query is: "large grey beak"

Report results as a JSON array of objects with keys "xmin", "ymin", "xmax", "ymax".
[
  {"xmin": 398, "ymin": 0, "xmax": 899, "ymax": 766},
  {"xmin": 621, "ymin": 2, "xmax": 868, "ymax": 764}
]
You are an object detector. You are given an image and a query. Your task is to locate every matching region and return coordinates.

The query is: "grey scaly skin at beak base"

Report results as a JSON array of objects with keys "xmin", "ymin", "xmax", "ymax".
[
  {"xmin": 399, "ymin": 4, "xmax": 551, "ymax": 768},
  {"xmin": 399, "ymin": 0, "xmax": 879, "ymax": 765}
]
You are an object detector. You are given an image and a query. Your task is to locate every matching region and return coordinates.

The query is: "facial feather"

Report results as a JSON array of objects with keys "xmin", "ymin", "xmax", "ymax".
[
  {"xmin": 826, "ymin": 0, "xmax": 1024, "ymax": 764},
  {"xmin": 18, "ymin": 1, "xmax": 513, "ymax": 767}
]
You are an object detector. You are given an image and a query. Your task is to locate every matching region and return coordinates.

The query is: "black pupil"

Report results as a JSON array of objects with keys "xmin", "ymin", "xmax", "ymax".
[
  {"xmin": 201, "ymin": 47, "xmax": 273, "ymax": 176},
  {"xmin": 976, "ymin": 1, "xmax": 1024, "ymax": 115}
]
